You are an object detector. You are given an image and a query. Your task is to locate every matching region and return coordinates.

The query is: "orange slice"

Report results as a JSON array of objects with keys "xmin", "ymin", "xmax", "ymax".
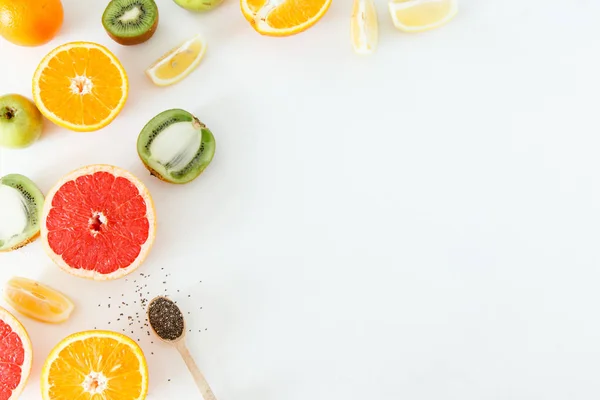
[
  {"xmin": 32, "ymin": 42, "xmax": 129, "ymax": 132},
  {"xmin": 41, "ymin": 330, "xmax": 148, "ymax": 400},
  {"xmin": 241, "ymin": 0, "xmax": 332, "ymax": 36},
  {"xmin": 4, "ymin": 276, "xmax": 75, "ymax": 324}
]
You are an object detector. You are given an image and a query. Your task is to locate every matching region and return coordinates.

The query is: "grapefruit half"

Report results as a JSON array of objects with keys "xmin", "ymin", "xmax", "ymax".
[
  {"xmin": 41, "ymin": 165, "xmax": 156, "ymax": 280},
  {"xmin": 0, "ymin": 306, "xmax": 33, "ymax": 400}
]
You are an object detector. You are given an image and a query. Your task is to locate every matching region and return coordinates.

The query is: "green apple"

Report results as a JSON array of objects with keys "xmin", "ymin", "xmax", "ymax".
[
  {"xmin": 173, "ymin": 0, "xmax": 224, "ymax": 11},
  {"xmin": 0, "ymin": 94, "xmax": 43, "ymax": 149}
]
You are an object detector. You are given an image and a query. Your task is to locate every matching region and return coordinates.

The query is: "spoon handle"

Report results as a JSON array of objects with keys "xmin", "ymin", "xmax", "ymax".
[{"xmin": 175, "ymin": 340, "xmax": 218, "ymax": 400}]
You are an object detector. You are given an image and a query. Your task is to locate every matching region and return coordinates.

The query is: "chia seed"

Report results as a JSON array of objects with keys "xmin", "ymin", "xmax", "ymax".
[{"xmin": 148, "ymin": 297, "xmax": 184, "ymax": 341}]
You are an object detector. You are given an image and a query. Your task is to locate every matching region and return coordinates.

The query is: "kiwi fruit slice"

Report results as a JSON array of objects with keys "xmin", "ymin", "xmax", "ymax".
[
  {"xmin": 0, "ymin": 174, "xmax": 44, "ymax": 252},
  {"xmin": 137, "ymin": 109, "xmax": 216, "ymax": 184},
  {"xmin": 102, "ymin": 0, "xmax": 159, "ymax": 46}
]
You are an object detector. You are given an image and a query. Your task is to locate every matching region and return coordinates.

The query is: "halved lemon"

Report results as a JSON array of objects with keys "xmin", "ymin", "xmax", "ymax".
[
  {"xmin": 32, "ymin": 42, "xmax": 128, "ymax": 132},
  {"xmin": 351, "ymin": 0, "xmax": 378, "ymax": 55},
  {"xmin": 4, "ymin": 276, "xmax": 75, "ymax": 324},
  {"xmin": 41, "ymin": 330, "xmax": 148, "ymax": 400},
  {"xmin": 145, "ymin": 34, "xmax": 207, "ymax": 87},
  {"xmin": 389, "ymin": 0, "xmax": 458, "ymax": 33},
  {"xmin": 241, "ymin": 0, "xmax": 332, "ymax": 37}
]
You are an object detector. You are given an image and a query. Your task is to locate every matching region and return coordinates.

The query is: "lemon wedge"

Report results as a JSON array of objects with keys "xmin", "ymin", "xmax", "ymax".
[
  {"xmin": 4, "ymin": 276, "xmax": 74, "ymax": 323},
  {"xmin": 145, "ymin": 34, "xmax": 207, "ymax": 87},
  {"xmin": 351, "ymin": 0, "xmax": 378, "ymax": 55},
  {"xmin": 389, "ymin": 0, "xmax": 458, "ymax": 33}
]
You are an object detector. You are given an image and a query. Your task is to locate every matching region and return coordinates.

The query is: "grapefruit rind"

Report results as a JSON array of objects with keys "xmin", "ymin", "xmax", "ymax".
[
  {"xmin": 40, "ymin": 330, "xmax": 149, "ymax": 400},
  {"xmin": 31, "ymin": 42, "xmax": 129, "ymax": 132},
  {"xmin": 40, "ymin": 164, "xmax": 156, "ymax": 281},
  {"xmin": 0, "ymin": 306, "xmax": 33, "ymax": 400}
]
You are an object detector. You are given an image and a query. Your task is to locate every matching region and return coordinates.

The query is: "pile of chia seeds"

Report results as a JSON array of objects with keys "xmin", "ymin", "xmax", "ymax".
[{"xmin": 148, "ymin": 296, "xmax": 185, "ymax": 341}]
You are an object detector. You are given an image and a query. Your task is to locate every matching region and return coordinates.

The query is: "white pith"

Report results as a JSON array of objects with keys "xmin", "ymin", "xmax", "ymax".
[
  {"xmin": 389, "ymin": 0, "xmax": 458, "ymax": 32},
  {"xmin": 0, "ymin": 184, "xmax": 28, "ymax": 249},
  {"xmin": 89, "ymin": 211, "xmax": 108, "ymax": 237},
  {"xmin": 148, "ymin": 121, "xmax": 202, "ymax": 174},
  {"xmin": 40, "ymin": 165, "xmax": 156, "ymax": 281},
  {"xmin": 145, "ymin": 34, "xmax": 206, "ymax": 86},
  {"xmin": 32, "ymin": 42, "xmax": 128, "ymax": 131},
  {"xmin": 82, "ymin": 371, "xmax": 108, "ymax": 394},
  {"xmin": 69, "ymin": 75, "xmax": 93, "ymax": 95}
]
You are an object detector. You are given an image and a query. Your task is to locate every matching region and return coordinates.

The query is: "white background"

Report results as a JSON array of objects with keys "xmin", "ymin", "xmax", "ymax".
[{"xmin": 2, "ymin": 0, "xmax": 600, "ymax": 398}]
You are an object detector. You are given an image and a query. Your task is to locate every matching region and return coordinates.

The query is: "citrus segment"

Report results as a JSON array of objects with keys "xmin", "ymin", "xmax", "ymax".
[
  {"xmin": 4, "ymin": 277, "xmax": 74, "ymax": 324},
  {"xmin": 389, "ymin": 0, "xmax": 457, "ymax": 33},
  {"xmin": 241, "ymin": 0, "xmax": 332, "ymax": 36},
  {"xmin": 41, "ymin": 165, "xmax": 156, "ymax": 280},
  {"xmin": 32, "ymin": 42, "xmax": 128, "ymax": 132},
  {"xmin": 145, "ymin": 34, "xmax": 207, "ymax": 86},
  {"xmin": 351, "ymin": 0, "xmax": 378, "ymax": 55},
  {"xmin": 0, "ymin": 306, "xmax": 32, "ymax": 400},
  {"xmin": 41, "ymin": 330, "xmax": 148, "ymax": 400}
]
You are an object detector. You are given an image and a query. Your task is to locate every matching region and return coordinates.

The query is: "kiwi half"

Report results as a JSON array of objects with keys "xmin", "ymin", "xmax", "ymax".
[
  {"xmin": 102, "ymin": 0, "xmax": 159, "ymax": 46},
  {"xmin": 137, "ymin": 109, "xmax": 216, "ymax": 184},
  {"xmin": 0, "ymin": 174, "xmax": 44, "ymax": 252}
]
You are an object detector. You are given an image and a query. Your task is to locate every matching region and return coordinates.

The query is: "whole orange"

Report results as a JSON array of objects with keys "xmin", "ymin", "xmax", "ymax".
[{"xmin": 0, "ymin": 0, "xmax": 63, "ymax": 46}]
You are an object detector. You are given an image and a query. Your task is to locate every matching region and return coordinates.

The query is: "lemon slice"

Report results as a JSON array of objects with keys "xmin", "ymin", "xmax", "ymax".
[
  {"xmin": 389, "ymin": 0, "xmax": 458, "ymax": 33},
  {"xmin": 4, "ymin": 276, "xmax": 75, "ymax": 323},
  {"xmin": 351, "ymin": 0, "xmax": 378, "ymax": 55},
  {"xmin": 145, "ymin": 34, "xmax": 207, "ymax": 87}
]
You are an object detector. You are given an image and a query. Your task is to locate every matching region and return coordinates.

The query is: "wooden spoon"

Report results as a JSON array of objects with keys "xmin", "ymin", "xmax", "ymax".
[{"xmin": 148, "ymin": 296, "xmax": 217, "ymax": 400}]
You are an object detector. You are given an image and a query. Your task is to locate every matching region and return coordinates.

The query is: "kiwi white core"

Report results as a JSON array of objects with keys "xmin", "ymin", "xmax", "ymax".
[
  {"xmin": 149, "ymin": 121, "xmax": 201, "ymax": 173},
  {"xmin": 0, "ymin": 184, "xmax": 29, "ymax": 246},
  {"xmin": 119, "ymin": 7, "xmax": 142, "ymax": 23}
]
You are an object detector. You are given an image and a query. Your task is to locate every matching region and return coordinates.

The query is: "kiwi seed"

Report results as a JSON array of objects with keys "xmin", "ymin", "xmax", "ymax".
[{"xmin": 102, "ymin": 0, "xmax": 159, "ymax": 46}]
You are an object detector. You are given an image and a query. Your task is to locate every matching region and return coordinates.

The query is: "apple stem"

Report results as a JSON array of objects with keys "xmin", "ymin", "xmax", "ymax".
[{"xmin": 1, "ymin": 107, "xmax": 15, "ymax": 121}]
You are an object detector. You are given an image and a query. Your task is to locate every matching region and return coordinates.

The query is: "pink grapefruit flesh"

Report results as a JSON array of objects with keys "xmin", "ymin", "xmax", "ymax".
[
  {"xmin": 41, "ymin": 165, "xmax": 156, "ymax": 280},
  {"xmin": 0, "ymin": 306, "xmax": 32, "ymax": 400}
]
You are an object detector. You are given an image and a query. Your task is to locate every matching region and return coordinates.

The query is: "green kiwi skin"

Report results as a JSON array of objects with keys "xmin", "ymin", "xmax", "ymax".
[
  {"xmin": 102, "ymin": 0, "xmax": 159, "ymax": 46},
  {"xmin": 0, "ymin": 174, "xmax": 45, "ymax": 252},
  {"xmin": 137, "ymin": 109, "xmax": 216, "ymax": 184}
]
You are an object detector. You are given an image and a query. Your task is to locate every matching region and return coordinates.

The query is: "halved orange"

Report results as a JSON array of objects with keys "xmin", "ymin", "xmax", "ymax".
[
  {"xmin": 32, "ymin": 41, "xmax": 128, "ymax": 132},
  {"xmin": 241, "ymin": 0, "xmax": 332, "ymax": 36},
  {"xmin": 41, "ymin": 330, "xmax": 148, "ymax": 400}
]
